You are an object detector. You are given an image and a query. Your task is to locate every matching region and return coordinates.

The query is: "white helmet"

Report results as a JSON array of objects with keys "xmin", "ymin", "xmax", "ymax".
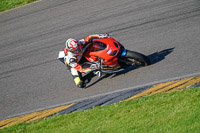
[{"xmin": 65, "ymin": 38, "xmax": 82, "ymax": 56}]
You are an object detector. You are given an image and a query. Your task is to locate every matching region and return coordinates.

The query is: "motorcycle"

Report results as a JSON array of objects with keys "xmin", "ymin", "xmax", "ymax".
[{"xmin": 58, "ymin": 38, "xmax": 150, "ymax": 77}]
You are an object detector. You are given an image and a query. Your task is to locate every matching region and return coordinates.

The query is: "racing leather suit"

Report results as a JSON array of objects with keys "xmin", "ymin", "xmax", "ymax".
[{"xmin": 64, "ymin": 34, "xmax": 110, "ymax": 88}]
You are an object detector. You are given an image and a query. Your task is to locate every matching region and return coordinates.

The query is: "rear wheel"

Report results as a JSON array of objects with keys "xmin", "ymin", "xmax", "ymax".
[{"xmin": 120, "ymin": 50, "xmax": 150, "ymax": 66}]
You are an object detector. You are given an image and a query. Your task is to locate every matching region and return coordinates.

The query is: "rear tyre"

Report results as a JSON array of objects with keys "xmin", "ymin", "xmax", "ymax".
[{"xmin": 124, "ymin": 50, "xmax": 150, "ymax": 66}]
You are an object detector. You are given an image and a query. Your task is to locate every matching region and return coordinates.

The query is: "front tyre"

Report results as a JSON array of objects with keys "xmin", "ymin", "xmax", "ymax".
[{"xmin": 124, "ymin": 50, "xmax": 150, "ymax": 66}]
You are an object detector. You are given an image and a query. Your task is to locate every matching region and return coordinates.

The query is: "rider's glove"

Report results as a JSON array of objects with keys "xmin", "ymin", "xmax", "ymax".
[
  {"xmin": 78, "ymin": 39, "xmax": 85, "ymax": 45},
  {"xmin": 90, "ymin": 63, "xmax": 100, "ymax": 70},
  {"xmin": 99, "ymin": 33, "xmax": 111, "ymax": 38}
]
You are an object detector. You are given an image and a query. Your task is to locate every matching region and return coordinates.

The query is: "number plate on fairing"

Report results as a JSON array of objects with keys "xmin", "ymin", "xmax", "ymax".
[{"xmin": 107, "ymin": 49, "xmax": 112, "ymax": 55}]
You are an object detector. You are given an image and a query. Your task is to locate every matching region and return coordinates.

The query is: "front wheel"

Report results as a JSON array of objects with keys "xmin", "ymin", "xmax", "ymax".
[{"xmin": 121, "ymin": 50, "xmax": 150, "ymax": 66}]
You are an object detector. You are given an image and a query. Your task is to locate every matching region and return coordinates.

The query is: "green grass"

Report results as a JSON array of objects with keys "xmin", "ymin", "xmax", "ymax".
[
  {"xmin": 1, "ymin": 87, "xmax": 200, "ymax": 133},
  {"xmin": 0, "ymin": 0, "xmax": 37, "ymax": 12}
]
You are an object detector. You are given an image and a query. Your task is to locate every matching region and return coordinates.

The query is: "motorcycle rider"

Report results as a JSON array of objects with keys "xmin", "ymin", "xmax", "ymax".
[{"xmin": 64, "ymin": 34, "xmax": 111, "ymax": 88}]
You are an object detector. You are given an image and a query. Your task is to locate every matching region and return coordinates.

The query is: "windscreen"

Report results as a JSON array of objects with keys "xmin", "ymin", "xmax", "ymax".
[{"xmin": 90, "ymin": 41, "xmax": 106, "ymax": 52}]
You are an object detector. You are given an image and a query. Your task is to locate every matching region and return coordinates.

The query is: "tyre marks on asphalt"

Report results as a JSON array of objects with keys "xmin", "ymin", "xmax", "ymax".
[
  {"xmin": 0, "ymin": 75, "xmax": 200, "ymax": 129},
  {"xmin": 55, "ymin": 86, "xmax": 150, "ymax": 116}
]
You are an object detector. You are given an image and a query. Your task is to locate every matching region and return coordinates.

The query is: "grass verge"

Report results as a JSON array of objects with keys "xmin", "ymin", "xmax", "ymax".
[
  {"xmin": 1, "ymin": 87, "xmax": 200, "ymax": 133},
  {"xmin": 0, "ymin": 0, "xmax": 37, "ymax": 12}
]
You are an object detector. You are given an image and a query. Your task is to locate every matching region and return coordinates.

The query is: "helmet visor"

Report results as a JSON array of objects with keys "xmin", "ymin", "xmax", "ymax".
[{"xmin": 71, "ymin": 44, "xmax": 82, "ymax": 55}]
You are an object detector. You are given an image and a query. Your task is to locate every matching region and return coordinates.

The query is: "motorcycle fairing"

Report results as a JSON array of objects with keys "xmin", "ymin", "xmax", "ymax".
[{"xmin": 84, "ymin": 38, "xmax": 120, "ymax": 67}]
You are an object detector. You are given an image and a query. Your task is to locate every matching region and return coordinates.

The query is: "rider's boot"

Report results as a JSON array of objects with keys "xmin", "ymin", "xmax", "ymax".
[{"xmin": 77, "ymin": 80, "xmax": 86, "ymax": 88}]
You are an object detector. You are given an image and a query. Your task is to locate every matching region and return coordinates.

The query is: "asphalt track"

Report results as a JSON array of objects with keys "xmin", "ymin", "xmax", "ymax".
[
  {"xmin": 1, "ymin": 75, "xmax": 200, "ymax": 129},
  {"xmin": 0, "ymin": 0, "xmax": 200, "ymax": 120}
]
